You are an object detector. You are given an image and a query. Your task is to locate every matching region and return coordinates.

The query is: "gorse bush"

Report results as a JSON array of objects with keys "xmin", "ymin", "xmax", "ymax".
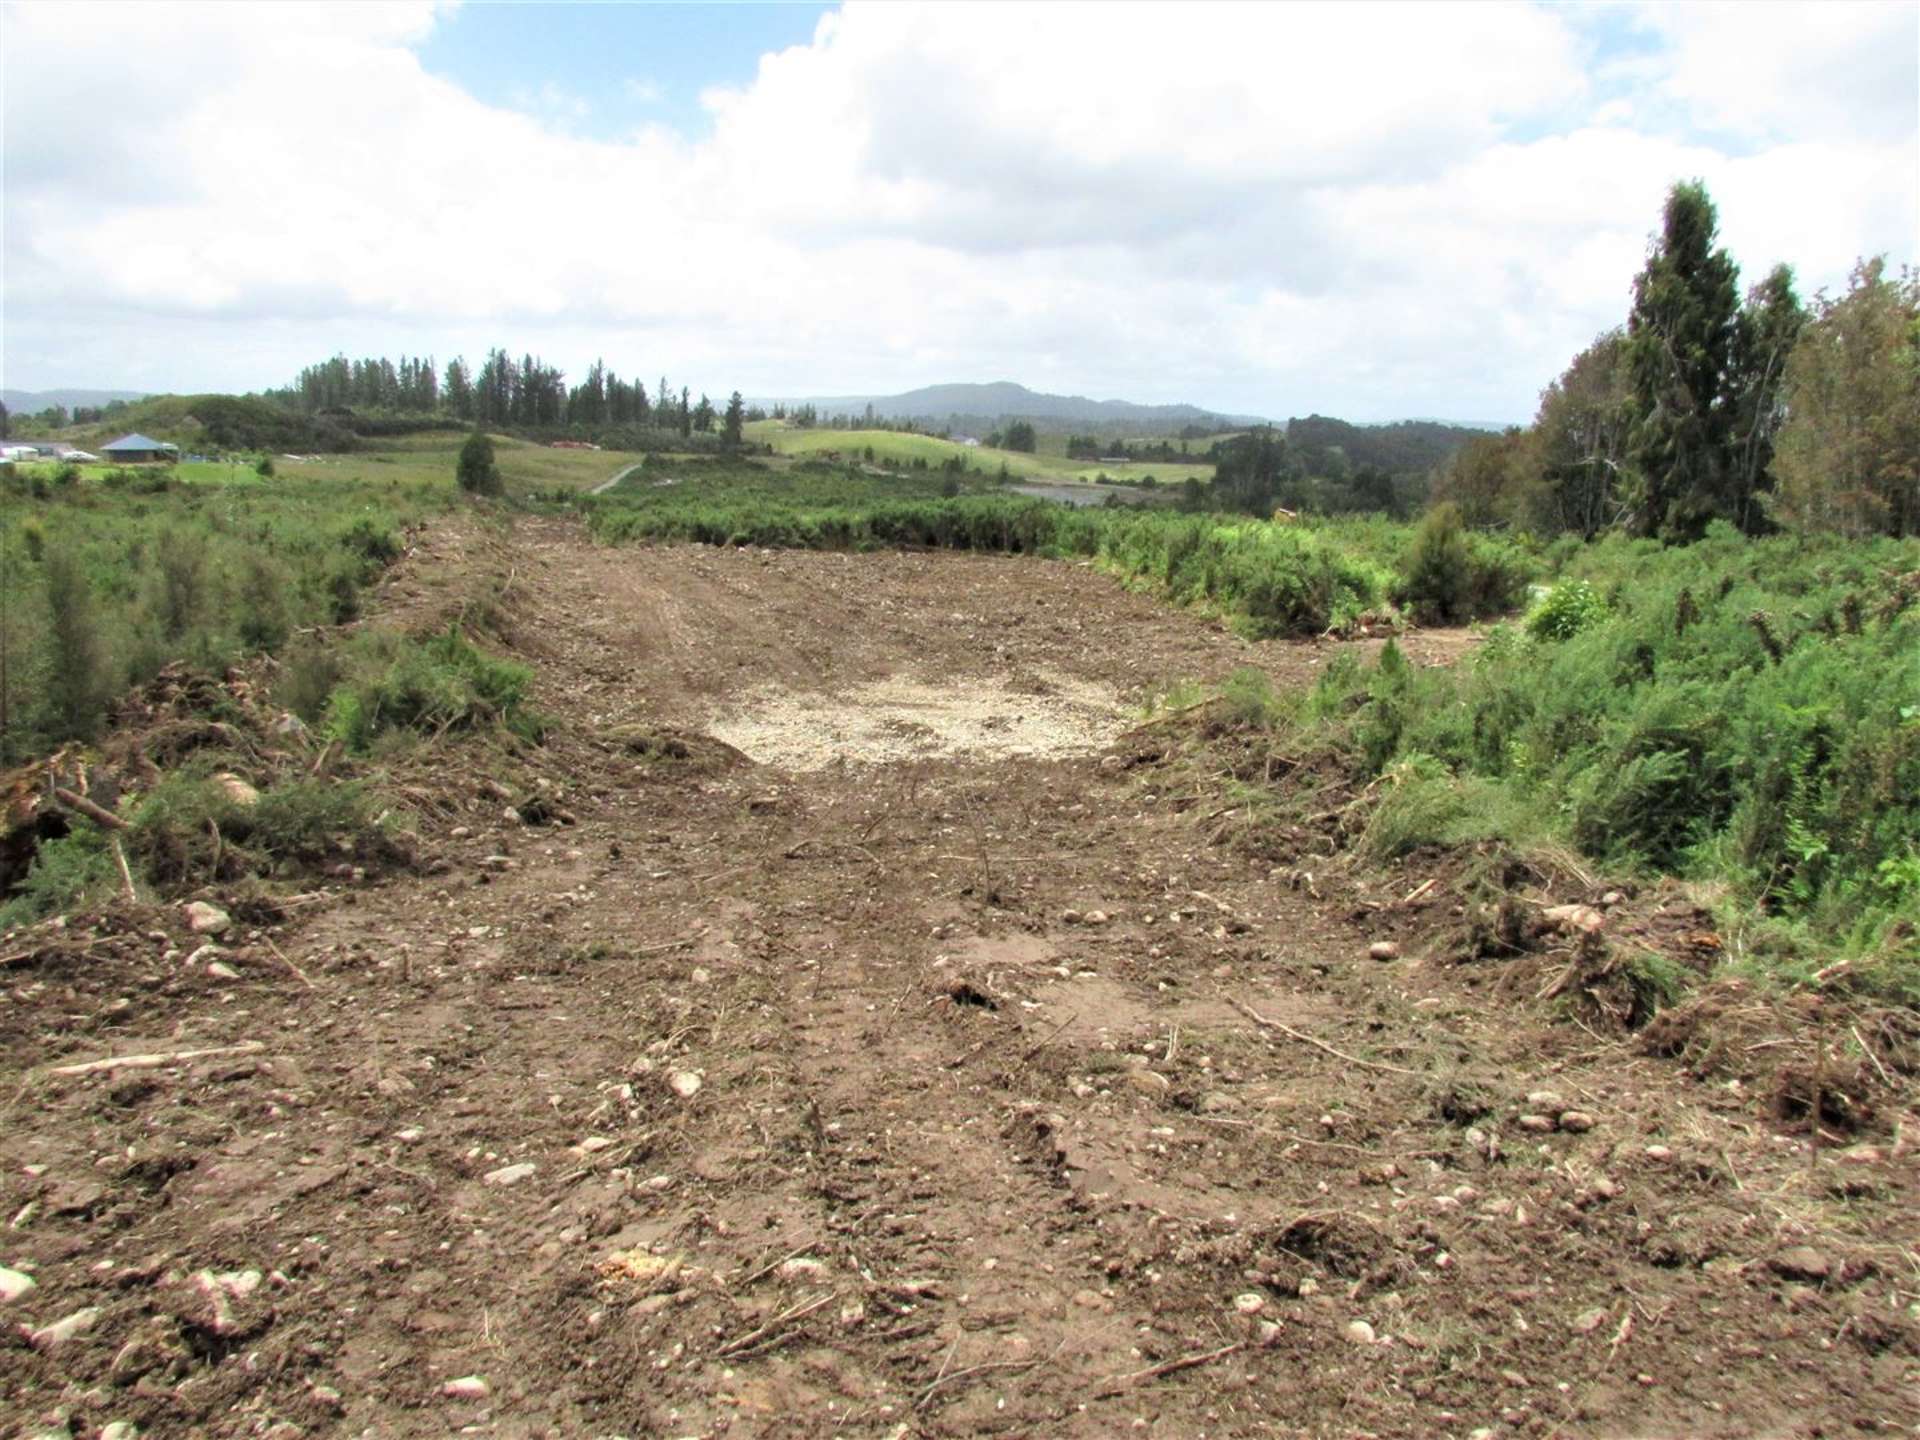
[
  {"xmin": 1526, "ymin": 579, "xmax": 1609, "ymax": 640},
  {"xmin": 322, "ymin": 626, "xmax": 542, "ymax": 751},
  {"xmin": 457, "ymin": 431, "xmax": 502, "ymax": 496},
  {"xmin": 0, "ymin": 460, "xmax": 433, "ymax": 764},
  {"xmin": 1394, "ymin": 502, "xmax": 1535, "ymax": 624},
  {"xmin": 1299, "ymin": 526, "xmax": 1920, "ymax": 980}
]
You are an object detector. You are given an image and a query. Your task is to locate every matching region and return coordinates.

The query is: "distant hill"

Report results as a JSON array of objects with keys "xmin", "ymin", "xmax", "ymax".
[
  {"xmin": 3, "ymin": 387, "xmax": 148, "ymax": 414},
  {"xmin": 775, "ymin": 381, "xmax": 1267, "ymax": 431},
  {"xmin": 1285, "ymin": 414, "xmax": 1490, "ymax": 476},
  {"xmin": 56, "ymin": 394, "xmax": 360, "ymax": 453}
]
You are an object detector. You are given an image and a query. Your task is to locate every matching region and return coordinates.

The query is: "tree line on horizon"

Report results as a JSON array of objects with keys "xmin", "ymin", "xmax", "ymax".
[{"xmin": 268, "ymin": 351, "xmax": 750, "ymax": 444}]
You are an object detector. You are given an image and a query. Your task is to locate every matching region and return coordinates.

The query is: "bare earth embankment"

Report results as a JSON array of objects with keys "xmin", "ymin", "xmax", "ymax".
[{"xmin": 3, "ymin": 513, "xmax": 1914, "ymax": 1439}]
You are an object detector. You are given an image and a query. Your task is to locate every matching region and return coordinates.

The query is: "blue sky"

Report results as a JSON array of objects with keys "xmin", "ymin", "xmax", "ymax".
[
  {"xmin": 417, "ymin": 4, "xmax": 834, "ymax": 138},
  {"xmin": 2, "ymin": 2, "xmax": 1914, "ymax": 421}
]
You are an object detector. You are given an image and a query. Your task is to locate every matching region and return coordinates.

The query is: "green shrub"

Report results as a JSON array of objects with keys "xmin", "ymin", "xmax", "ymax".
[
  {"xmin": 277, "ymin": 637, "xmax": 347, "ymax": 722},
  {"xmin": 0, "ymin": 829, "xmax": 114, "ymax": 928},
  {"xmin": 324, "ymin": 626, "xmax": 541, "ymax": 750},
  {"xmin": 1302, "ymin": 529, "xmax": 1920, "ymax": 980},
  {"xmin": 1527, "ymin": 580, "xmax": 1608, "ymax": 640},
  {"xmin": 151, "ymin": 528, "xmax": 211, "ymax": 640},
  {"xmin": 1398, "ymin": 503, "xmax": 1473, "ymax": 623},
  {"xmin": 457, "ymin": 432, "xmax": 502, "ymax": 496},
  {"xmin": 1394, "ymin": 504, "xmax": 1534, "ymax": 624},
  {"xmin": 40, "ymin": 546, "xmax": 111, "ymax": 740}
]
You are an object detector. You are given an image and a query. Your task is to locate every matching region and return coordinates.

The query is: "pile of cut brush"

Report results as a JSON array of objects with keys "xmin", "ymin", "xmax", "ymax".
[{"xmin": 0, "ymin": 662, "xmax": 415, "ymax": 947}]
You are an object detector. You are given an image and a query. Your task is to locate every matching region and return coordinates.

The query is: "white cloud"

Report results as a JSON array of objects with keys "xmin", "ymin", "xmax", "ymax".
[{"xmin": 1, "ymin": 0, "xmax": 1913, "ymax": 420}]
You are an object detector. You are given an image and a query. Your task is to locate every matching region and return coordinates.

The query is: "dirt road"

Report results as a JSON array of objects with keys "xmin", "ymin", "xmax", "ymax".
[{"xmin": 3, "ymin": 514, "xmax": 1914, "ymax": 1438}]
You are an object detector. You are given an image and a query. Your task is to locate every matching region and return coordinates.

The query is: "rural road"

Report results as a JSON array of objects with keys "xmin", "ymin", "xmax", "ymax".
[{"xmin": 589, "ymin": 460, "xmax": 646, "ymax": 494}]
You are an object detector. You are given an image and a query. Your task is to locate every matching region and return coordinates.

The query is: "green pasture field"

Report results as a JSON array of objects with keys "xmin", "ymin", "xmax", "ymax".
[{"xmin": 744, "ymin": 420, "xmax": 1212, "ymax": 490}]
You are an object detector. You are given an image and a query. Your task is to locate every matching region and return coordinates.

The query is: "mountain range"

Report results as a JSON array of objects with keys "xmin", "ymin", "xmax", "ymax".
[
  {"xmin": 771, "ymin": 381, "xmax": 1269, "ymax": 429},
  {"xmin": 3, "ymin": 388, "xmax": 148, "ymax": 414}
]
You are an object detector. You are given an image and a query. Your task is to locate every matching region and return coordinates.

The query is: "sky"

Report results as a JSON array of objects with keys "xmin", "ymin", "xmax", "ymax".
[{"xmin": 2, "ymin": 1, "xmax": 1914, "ymax": 424}]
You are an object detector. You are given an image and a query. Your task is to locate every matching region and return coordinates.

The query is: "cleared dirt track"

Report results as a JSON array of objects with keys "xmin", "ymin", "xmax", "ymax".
[{"xmin": 3, "ymin": 514, "xmax": 1914, "ymax": 1439}]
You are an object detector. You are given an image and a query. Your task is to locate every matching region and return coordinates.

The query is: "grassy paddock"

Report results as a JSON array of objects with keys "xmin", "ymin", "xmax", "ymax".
[{"xmin": 745, "ymin": 421, "xmax": 1211, "ymax": 490}]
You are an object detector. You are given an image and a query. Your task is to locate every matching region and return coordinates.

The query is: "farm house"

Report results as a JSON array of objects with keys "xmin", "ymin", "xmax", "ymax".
[{"xmin": 101, "ymin": 432, "xmax": 180, "ymax": 462}]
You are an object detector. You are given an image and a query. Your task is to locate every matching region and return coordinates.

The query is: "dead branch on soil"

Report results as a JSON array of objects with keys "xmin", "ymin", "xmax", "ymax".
[
  {"xmin": 736, "ymin": 1243, "xmax": 817, "ymax": 1289},
  {"xmin": 262, "ymin": 937, "xmax": 317, "ymax": 989},
  {"xmin": 47, "ymin": 1040, "xmax": 266, "ymax": 1078},
  {"xmin": 0, "ymin": 936, "xmax": 111, "ymax": 969},
  {"xmin": 51, "ymin": 786, "xmax": 127, "ymax": 830},
  {"xmin": 1401, "ymin": 878, "xmax": 1438, "ymax": 906},
  {"xmin": 1093, "ymin": 1341, "xmax": 1245, "ymax": 1397},
  {"xmin": 109, "ymin": 837, "xmax": 139, "ymax": 903},
  {"xmin": 1019, "ymin": 1012, "xmax": 1080, "ymax": 1062},
  {"xmin": 714, "ymin": 1290, "xmax": 835, "ymax": 1357},
  {"xmin": 1232, "ymin": 999, "xmax": 1421, "ymax": 1077},
  {"xmin": 634, "ymin": 929, "xmax": 707, "ymax": 957},
  {"xmin": 915, "ymin": 1355, "xmax": 1045, "ymax": 1411},
  {"xmin": 784, "ymin": 838, "xmax": 878, "ymax": 865}
]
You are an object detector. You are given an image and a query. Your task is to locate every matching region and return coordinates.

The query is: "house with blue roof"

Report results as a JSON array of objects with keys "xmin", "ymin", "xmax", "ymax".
[{"xmin": 101, "ymin": 433, "xmax": 180, "ymax": 462}]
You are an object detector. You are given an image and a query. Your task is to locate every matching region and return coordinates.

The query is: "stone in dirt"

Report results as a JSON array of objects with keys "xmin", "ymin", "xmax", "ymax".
[
  {"xmin": 1770, "ymin": 1247, "xmax": 1832, "ymax": 1282},
  {"xmin": 667, "ymin": 1070, "xmax": 703, "ymax": 1098},
  {"xmin": 1344, "ymin": 1319, "xmax": 1377, "ymax": 1344},
  {"xmin": 213, "ymin": 772, "xmax": 260, "ymax": 808},
  {"xmin": 1121, "ymin": 1069, "xmax": 1171, "ymax": 1095},
  {"xmin": 184, "ymin": 901, "xmax": 231, "ymax": 935},
  {"xmin": 1540, "ymin": 904, "xmax": 1605, "ymax": 935},
  {"xmin": 485, "ymin": 1162, "xmax": 537, "ymax": 1186},
  {"xmin": 1517, "ymin": 1114, "xmax": 1555, "ymax": 1133},
  {"xmin": 0, "ymin": 1265, "xmax": 36, "ymax": 1302},
  {"xmin": 442, "ymin": 1375, "xmax": 491, "ymax": 1400},
  {"xmin": 1369, "ymin": 941, "xmax": 1400, "ymax": 961},
  {"xmin": 27, "ymin": 1304, "xmax": 101, "ymax": 1348},
  {"xmin": 99, "ymin": 1425, "xmax": 140, "ymax": 1440},
  {"xmin": 1557, "ymin": 1111, "xmax": 1597, "ymax": 1133}
]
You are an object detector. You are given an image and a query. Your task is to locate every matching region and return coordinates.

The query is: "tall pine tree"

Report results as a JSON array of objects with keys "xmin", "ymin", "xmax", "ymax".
[{"xmin": 1624, "ymin": 181, "xmax": 1741, "ymax": 538}]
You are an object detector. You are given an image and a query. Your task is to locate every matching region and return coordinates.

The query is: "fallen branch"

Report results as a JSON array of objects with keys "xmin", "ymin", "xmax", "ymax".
[
  {"xmin": 1232, "ymin": 1000, "xmax": 1421, "ymax": 1077},
  {"xmin": 52, "ymin": 787, "xmax": 127, "ymax": 831},
  {"xmin": 262, "ymin": 937, "xmax": 317, "ymax": 990},
  {"xmin": 109, "ymin": 837, "xmax": 139, "ymax": 904},
  {"xmin": 1094, "ymin": 1341, "xmax": 1244, "ymax": 1397},
  {"xmin": 1401, "ymin": 878, "xmax": 1438, "ymax": 906},
  {"xmin": 916, "ymin": 1356, "xmax": 1043, "ymax": 1411},
  {"xmin": 736, "ymin": 1243, "xmax": 817, "ymax": 1290},
  {"xmin": 714, "ymin": 1291, "xmax": 834, "ymax": 1357},
  {"xmin": 48, "ymin": 1040, "xmax": 266, "ymax": 1078},
  {"xmin": 635, "ymin": 930, "xmax": 707, "ymax": 958},
  {"xmin": 308, "ymin": 740, "xmax": 341, "ymax": 780}
]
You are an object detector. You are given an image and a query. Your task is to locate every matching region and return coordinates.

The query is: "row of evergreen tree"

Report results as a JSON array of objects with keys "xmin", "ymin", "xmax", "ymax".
[{"xmin": 271, "ymin": 352, "xmax": 747, "ymax": 439}]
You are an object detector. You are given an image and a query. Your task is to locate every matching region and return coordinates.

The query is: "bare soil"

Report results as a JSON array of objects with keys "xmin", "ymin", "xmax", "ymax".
[{"xmin": 3, "ymin": 514, "xmax": 1915, "ymax": 1440}]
